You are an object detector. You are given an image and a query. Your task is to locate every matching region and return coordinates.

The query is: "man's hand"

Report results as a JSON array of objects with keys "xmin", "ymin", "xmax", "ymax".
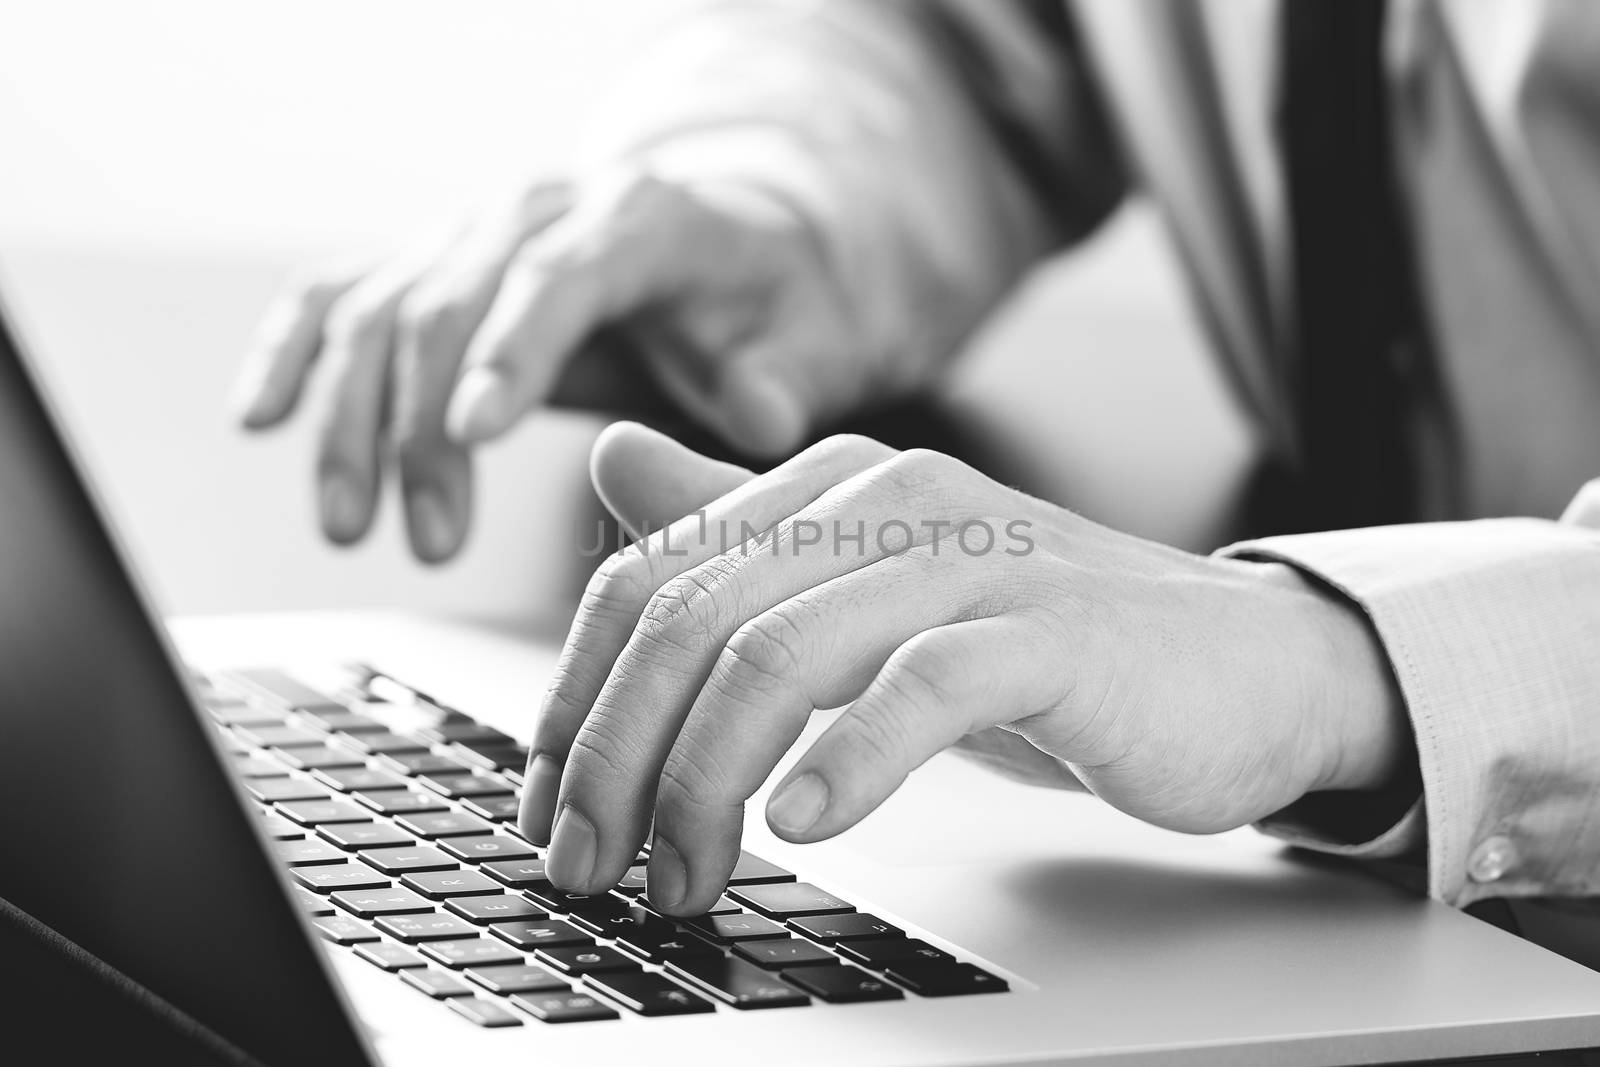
[
  {"xmin": 521, "ymin": 423, "xmax": 1412, "ymax": 915},
  {"xmin": 230, "ymin": 169, "xmax": 881, "ymax": 562}
]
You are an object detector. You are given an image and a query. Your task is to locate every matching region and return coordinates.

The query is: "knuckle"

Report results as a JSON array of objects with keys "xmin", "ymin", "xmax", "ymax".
[
  {"xmin": 393, "ymin": 429, "xmax": 445, "ymax": 471},
  {"xmin": 848, "ymin": 700, "xmax": 915, "ymax": 767},
  {"xmin": 878, "ymin": 637, "xmax": 961, "ymax": 709},
  {"xmin": 322, "ymin": 298, "xmax": 391, "ymax": 355},
  {"xmin": 657, "ymin": 738, "xmax": 739, "ymax": 815},
  {"xmin": 283, "ymin": 268, "xmax": 348, "ymax": 309},
  {"xmin": 395, "ymin": 289, "xmax": 475, "ymax": 353},
  {"xmin": 638, "ymin": 570, "xmax": 730, "ymax": 655},
  {"xmin": 583, "ymin": 552, "xmax": 657, "ymax": 618},
  {"xmin": 601, "ymin": 167, "xmax": 678, "ymax": 221},
  {"xmin": 719, "ymin": 611, "xmax": 808, "ymax": 695},
  {"xmin": 538, "ymin": 660, "xmax": 596, "ymax": 731},
  {"xmin": 566, "ymin": 716, "xmax": 644, "ymax": 786},
  {"xmin": 800, "ymin": 433, "xmax": 892, "ymax": 469},
  {"xmin": 881, "ymin": 448, "xmax": 959, "ymax": 493}
]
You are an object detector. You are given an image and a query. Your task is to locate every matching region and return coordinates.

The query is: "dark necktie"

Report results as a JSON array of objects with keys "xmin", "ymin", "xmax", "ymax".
[{"xmin": 1278, "ymin": 0, "xmax": 1421, "ymax": 530}]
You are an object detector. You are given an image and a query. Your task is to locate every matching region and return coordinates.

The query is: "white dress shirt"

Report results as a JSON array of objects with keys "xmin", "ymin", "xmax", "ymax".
[{"xmin": 577, "ymin": 0, "xmax": 1600, "ymax": 906}]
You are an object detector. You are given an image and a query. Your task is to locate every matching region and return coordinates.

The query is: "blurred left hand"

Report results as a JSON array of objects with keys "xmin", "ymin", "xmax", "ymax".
[{"xmin": 520, "ymin": 423, "xmax": 1410, "ymax": 916}]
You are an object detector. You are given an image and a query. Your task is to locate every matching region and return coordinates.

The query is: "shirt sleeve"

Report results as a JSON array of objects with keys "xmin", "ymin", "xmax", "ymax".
[
  {"xmin": 573, "ymin": 0, "xmax": 1125, "ymax": 379},
  {"xmin": 1220, "ymin": 478, "xmax": 1600, "ymax": 907}
]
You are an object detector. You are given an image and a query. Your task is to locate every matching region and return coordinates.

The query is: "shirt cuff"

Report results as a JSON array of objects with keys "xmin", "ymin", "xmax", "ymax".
[{"xmin": 1219, "ymin": 518, "xmax": 1600, "ymax": 907}]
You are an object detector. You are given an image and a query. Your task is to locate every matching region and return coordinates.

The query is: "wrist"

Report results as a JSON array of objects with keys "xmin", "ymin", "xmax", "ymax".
[{"xmin": 1251, "ymin": 561, "xmax": 1413, "ymax": 796}]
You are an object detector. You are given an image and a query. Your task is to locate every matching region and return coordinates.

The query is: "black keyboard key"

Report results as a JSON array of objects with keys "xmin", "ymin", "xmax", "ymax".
[
  {"xmin": 293, "ymin": 864, "xmax": 391, "ymax": 893},
  {"xmin": 464, "ymin": 963, "xmax": 569, "ymax": 995},
  {"xmin": 613, "ymin": 865, "xmax": 648, "ymax": 896},
  {"xmin": 275, "ymin": 838, "xmax": 348, "ymax": 866},
  {"xmin": 232, "ymin": 755, "xmax": 285, "ymax": 778},
  {"xmin": 248, "ymin": 777, "xmax": 329, "ymax": 804},
  {"xmin": 480, "ymin": 859, "xmax": 548, "ymax": 889},
  {"xmin": 836, "ymin": 938, "xmax": 952, "ymax": 970},
  {"xmin": 292, "ymin": 886, "xmax": 335, "ymax": 916},
  {"xmin": 274, "ymin": 744, "xmax": 366, "ymax": 771},
  {"xmin": 446, "ymin": 894, "xmax": 547, "ymax": 924},
  {"xmin": 437, "ymin": 834, "xmax": 537, "ymax": 863},
  {"xmin": 782, "ymin": 963, "xmax": 905, "ymax": 1003},
  {"xmin": 614, "ymin": 917, "xmax": 724, "ymax": 965},
  {"xmin": 357, "ymin": 845, "xmax": 457, "ymax": 875},
  {"xmin": 228, "ymin": 668, "xmax": 347, "ymax": 714},
  {"xmin": 788, "ymin": 913, "xmax": 904, "ymax": 944},
  {"xmin": 259, "ymin": 813, "xmax": 305, "ymax": 839},
  {"xmin": 415, "ymin": 721, "xmax": 512, "ymax": 746},
  {"xmin": 401, "ymin": 968, "xmax": 475, "ymax": 999},
  {"xmin": 210, "ymin": 705, "xmax": 287, "ymax": 728},
  {"xmin": 534, "ymin": 945, "xmax": 637, "ymax": 976},
  {"xmin": 420, "ymin": 937, "xmax": 524, "ymax": 969},
  {"xmin": 460, "ymin": 795, "xmax": 521, "ymax": 822},
  {"xmin": 447, "ymin": 742, "xmax": 527, "ymax": 772},
  {"xmin": 396, "ymin": 811, "xmax": 495, "ymax": 839},
  {"xmin": 336, "ymin": 730, "xmax": 428, "ymax": 755},
  {"xmin": 298, "ymin": 708, "xmax": 386, "ymax": 734},
  {"xmin": 354, "ymin": 942, "xmax": 428, "ymax": 971},
  {"xmin": 665, "ymin": 957, "xmax": 810, "ymax": 1010},
  {"xmin": 375, "ymin": 913, "xmax": 480, "ymax": 943},
  {"xmin": 416, "ymin": 772, "xmax": 514, "ymax": 799},
  {"xmin": 401, "ymin": 869, "xmax": 502, "ymax": 899},
  {"xmin": 528, "ymin": 889, "xmax": 634, "ymax": 916},
  {"xmin": 682, "ymin": 912, "xmax": 789, "ymax": 944},
  {"xmin": 276, "ymin": 799, "xmax": 372, "ymax": 826},
  {"xmin": 734, "ymin": 938, "xmax": 838, "ymax": 969},
  {"xmin": 642, "ymin": 894, "xmax": 740, "ymax": 918},
  {"xmin": 311, "ymin": 767, "xmax": 406, "ymax": 793},
  {"xmin": 728, "ymin": 852, "xmax": 796, "ymax": 885},
  {"xmin": 729, "ymin": 881, "xmax": 853, "ymax": 919},
  {"xmin": 353, "ymin": 789, "xmax": 448, "ymax": 815},
  {"xmin": 375, "ymin": 752, "xmax": 472, "ymax": 777},
  {"xmin": 312, "ymin": 916, "xmax": 378, "ymax": 944},
  {"xmin": 562, "ymin": 897, "xmax": 640, "ymax": 936},
  {"xmin": 884, "ymin": 962, "xmax": 1008, "ymax": 997},
  {"xmin": 488, "ymin": 918, "xmax": 591, "ymax": 951},
  {"xmin": 447, "ymin": 997, "xmax": 524, "ymax": 1029},
  {"xmin": 330, "ymin": 887, "xmax": 435, "ymax": 918},
  {"xmin": 509, "ymin": 990, "xmax": 618, "ymax": 1023},
  {"xmin": 583, "ymin": 971, "xmax": 714, "ymax": 1016},
  {"xmin": 318, "ymin": 822, "xmax": 413, "ymax": 850},
  {"xmin": 235, "ymin": 724, "xmax": 325, "ymax": 749}
]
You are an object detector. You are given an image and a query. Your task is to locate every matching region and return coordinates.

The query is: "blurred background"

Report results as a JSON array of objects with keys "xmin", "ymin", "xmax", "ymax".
[{"xmin": 0, "ymin": 0, "xmax": 1252, "ymax": 625}]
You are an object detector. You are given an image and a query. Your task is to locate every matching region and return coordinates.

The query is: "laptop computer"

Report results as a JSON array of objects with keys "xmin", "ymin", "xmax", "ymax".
[{"xmin": 4, "ymin": 285, "xmax": 1600, "ymax": 1067}]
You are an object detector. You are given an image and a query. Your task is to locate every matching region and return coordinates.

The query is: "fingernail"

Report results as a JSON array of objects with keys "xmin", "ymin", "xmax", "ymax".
[
  {"xmin": 406, "ymin": 489, "xmax": 456, "ymax": 560},
  {"xmin": 767, "ymin": 774, "xmax": 829, "ymax": 835},
  {"xmin": 646, "ymin": 836, "xmax": 687, "ymax": 912},
  {"xmin": 545, "ymin": 806, "xmax": 597, "ymax": 891},
  {"xmin": 229, "ymin": 369, "xmax": 271, "ymax": 428},
  {"xmin": 320, "ymin": 473, "xmax": 364, "ymax": 540},
  {"xmin": 517, "ymin": 754, "xmax": 562, "ymax": 845},
  {"xmin": 450, "ymin": 369, "xmax": 511, "ymax": 443},
  {"xmin": 723, "ymin": 366, "xmax": 806, "ymax": 457}
]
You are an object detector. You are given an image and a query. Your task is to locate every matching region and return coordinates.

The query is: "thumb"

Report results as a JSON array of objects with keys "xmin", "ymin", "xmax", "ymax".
[{"xmin": 589, "ymin": 421, "xmax": 753, "ymax": 537}]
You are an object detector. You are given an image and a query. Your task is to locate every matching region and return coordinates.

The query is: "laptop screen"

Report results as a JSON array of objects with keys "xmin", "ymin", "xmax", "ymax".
[{"xmin": 0, "ymin": 291, "xmax": 373, "ymax": 1066}]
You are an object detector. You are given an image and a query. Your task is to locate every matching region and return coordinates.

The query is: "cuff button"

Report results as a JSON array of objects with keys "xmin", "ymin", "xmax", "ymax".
[{"xmin": 1468, "ymin": 835, "xmax": 1518, "ymax": 883}]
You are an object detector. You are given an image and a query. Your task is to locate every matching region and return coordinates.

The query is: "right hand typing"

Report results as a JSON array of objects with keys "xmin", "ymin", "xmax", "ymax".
[{"xmin": 230, "ymin": 168, "xmax": 877, "ymax": 563}]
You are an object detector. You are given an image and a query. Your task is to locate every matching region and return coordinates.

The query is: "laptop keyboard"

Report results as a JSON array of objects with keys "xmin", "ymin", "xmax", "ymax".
[{"xmin": 199, "ymin": 665, "xmax": 1008, "ymax": 1028}]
